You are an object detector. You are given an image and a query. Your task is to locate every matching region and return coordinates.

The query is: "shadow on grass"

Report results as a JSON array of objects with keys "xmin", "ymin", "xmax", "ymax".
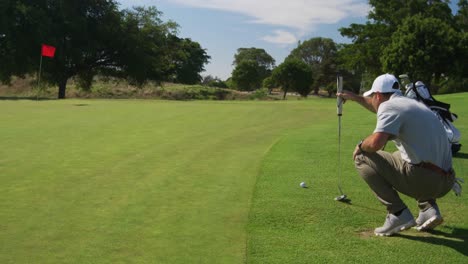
[
  {"xmin": 396, "ymin": 227, "xmax": 468, "ymax": 256},
  {"xmin": 347, "ymin": 201, "xmax": 382, "ymax": 213},
  {"xmin": 0, "ymin": 96, "xmax": 55, "ymax": 101},
  {"xmin": 453, "ymin": 152, "xmax": 468, "ymax": 160}
]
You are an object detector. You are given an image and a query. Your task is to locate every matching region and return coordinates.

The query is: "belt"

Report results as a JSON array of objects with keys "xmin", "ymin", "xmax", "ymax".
[{"xmin": 415, "ymin": 162, "xmax": 453, "ymax": 177}]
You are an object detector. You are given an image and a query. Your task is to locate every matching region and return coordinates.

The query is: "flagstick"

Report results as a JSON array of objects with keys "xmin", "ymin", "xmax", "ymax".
[{"xmin": 37, "ymin": 54, "xmax": 43, "ymax": 100}]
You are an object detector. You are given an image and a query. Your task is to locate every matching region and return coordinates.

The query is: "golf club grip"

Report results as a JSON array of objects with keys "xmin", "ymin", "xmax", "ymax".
[{"xmin": 337, "ymin": 76, "xmax": 343, "ymax": 116}]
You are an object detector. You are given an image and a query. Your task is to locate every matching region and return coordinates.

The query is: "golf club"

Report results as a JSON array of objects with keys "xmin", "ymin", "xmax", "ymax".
[
  {"xmin": 398, "ymin": 74, "xmax": 414, "ymax": 96},
  {"xmin": 335, "ymin": 74, "xmax": 350, "ymax": 203}
]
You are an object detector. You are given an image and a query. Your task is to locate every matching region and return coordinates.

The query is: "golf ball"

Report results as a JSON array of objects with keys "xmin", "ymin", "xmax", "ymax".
[{"xmin": 300, "ymin": 182, "xmax": 307, "ymax": 188}]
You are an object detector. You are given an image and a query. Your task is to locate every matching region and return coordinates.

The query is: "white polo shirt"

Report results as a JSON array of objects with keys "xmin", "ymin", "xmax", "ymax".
[{"xmin": 374, "ymin": 93, "xmax": 452, "ymax": 170}]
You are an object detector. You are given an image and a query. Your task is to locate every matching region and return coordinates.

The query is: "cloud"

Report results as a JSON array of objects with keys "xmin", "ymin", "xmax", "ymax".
[
  {"xmin": 262, "ymin": 30, "xmax": 298, "ymax": 45},
  {"xmin": 119, "ymin": 0, "xmax": 369, "ymax": 45},
  {"xmin": 168, "ymin": 0, "xmax": 369, "ymax": 31}
]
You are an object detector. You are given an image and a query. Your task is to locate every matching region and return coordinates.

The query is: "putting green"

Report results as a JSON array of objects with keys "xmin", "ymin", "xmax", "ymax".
[{"xmin": 0, "ymin": 98, "xmax": 319, "ymax": 263}]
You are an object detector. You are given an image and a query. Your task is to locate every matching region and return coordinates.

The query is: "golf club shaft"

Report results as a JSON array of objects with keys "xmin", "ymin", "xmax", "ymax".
[
  {"xmin": 338, "ymin": 115, "xmax": 343, "ymax": 195},
  {"xmin": 337, "ymin": 75, "xmax": 344, "ymax": 195}
]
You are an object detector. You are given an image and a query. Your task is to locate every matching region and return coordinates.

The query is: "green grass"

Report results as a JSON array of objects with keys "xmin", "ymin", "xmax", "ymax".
[
  {"xmin": 247, "ymin": 93, "xmax": 468, "ymax": 263},
  {"xmin": 0, "ymin": 98, "xmax": 313, "ymax": 263},
  {"xmin": 0, "ymin": 94, "xmax": 467, "ymax": 263}
]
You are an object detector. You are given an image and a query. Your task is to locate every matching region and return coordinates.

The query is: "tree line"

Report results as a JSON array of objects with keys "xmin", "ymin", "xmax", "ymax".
[
  {"xmin": 229, "ymin": 0, "xmax": 468, "ymax": 97},
  {"xmin": 1, "ymin": 0, "xmax": 467, "ymax": 99}
]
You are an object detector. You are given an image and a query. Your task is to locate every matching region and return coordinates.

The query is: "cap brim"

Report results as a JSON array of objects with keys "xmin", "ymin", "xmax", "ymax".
[{"xmin": 363, "ymin": 90, "xmax": 374, "ymax": 97}]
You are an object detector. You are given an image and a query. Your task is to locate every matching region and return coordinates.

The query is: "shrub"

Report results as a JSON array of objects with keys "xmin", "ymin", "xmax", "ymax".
[{"xmin": 249, "ymin": 88, "xmax": 269, "ymax": 100}]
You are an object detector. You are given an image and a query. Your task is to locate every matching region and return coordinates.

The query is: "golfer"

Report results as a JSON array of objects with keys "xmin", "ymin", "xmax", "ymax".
[{"xmin": 338, "ymin": 73, "xmax": 455, "ymax": 236}]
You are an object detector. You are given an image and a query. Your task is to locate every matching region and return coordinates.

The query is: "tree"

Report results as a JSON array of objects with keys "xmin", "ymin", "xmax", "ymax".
[
  {"xmin": 457, "ymin": 0, "xmax": 468, "ymax": 32},
  {"xmin": 0, "ymin": 2, "xmax": 210, "ymax": 98},
  {"xmin": 382, "ymin": 15, "xmax": 459, "ymax": 87},
  {"xmin": 0, "ymin": 1, "xmax": 131, "ymax": 98},
  {"xmin": 233, "ymin": 47, "xmax": 275, "ymax": 70},
  {"xmin": 231, "ymin": 47, "xmax": 275, "ymax": 90},
  {"xmin": 0, "ymin": 0, "xmax": 52, "ymax": 83},
  {"xmin": 271, "ymin": 58, "xmax": 313, "ymax": 99},
  {"xmin": 367, "ymin": 0, "xmax": 453, "ymax": 29},
  {"xmin": 338, "ymin": 23, "xmax": 389, "ymax": 76},
  {"xmin": 231, "ymin": 60, "xmax": 262, "ymax": 91},
  {"xmin": 113, "ymin": 6, "xmax": 181, "ymax": 87},
  {"xmin": 287, "ymin": 37, "xmax": 338, "ymax": 95},
  {"xmin": 339, "ymin": 0, "xmax": 457, "ymax": 80},
  {"xmin": 168, "ymin": 37, "xmax": 210, "ymax": 84},
  {"xmin": 454, "ymin": 0, "xmax": 468, "ymax": 80},
  {"xmin": 262, "ymin": 76, "xmax": 275, "ymax": 94}
]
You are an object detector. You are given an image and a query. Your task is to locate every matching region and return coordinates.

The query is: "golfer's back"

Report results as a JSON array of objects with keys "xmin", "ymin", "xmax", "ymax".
[{"xmin": 376, "ymin": 94, "xmax": 452, "ymax": 170}]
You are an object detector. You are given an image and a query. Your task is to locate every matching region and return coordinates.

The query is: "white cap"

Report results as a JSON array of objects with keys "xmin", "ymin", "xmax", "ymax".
[{"xmin": 363, "ymin": 73, "xmax": 400, "ymax": 97}]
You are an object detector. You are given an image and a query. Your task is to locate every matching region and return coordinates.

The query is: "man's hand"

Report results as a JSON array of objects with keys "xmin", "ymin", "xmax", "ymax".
[
  {"xmin": 337, "ymin": 90, "xmax": 376, "ymax": 113},
  {"xmin": 336, "ymin": 90, "xmax": 358, "ymax": 103},
  {"xmin": 353, "ymin": 144, "xmax": 362, "ymax": 160}
]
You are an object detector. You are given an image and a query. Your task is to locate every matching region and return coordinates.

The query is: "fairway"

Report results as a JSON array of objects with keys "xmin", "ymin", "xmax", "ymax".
[
  {"xmin": 1, "ymin": 95, "xmax": 467, "ymax": 263},
  {"xmin": 0, "ymin": 98, "xmax": 316, "ymax": 263}
]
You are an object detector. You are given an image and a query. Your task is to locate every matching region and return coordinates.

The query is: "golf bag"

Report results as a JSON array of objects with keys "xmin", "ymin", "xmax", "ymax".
[{"xmin": 404, "ymin": 81, "xmax": 462, "ymax": 154}]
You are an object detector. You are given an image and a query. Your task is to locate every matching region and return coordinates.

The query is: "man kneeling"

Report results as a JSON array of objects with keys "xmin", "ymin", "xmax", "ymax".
[{"xmin": 338, "ymin": 73, "xmax": 455, "ymax": 236}]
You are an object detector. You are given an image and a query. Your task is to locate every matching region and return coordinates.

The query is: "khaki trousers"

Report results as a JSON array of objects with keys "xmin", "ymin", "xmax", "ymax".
[{"xmin": 355, "ymin": 151, "xmax": 455, "ymax": 214}]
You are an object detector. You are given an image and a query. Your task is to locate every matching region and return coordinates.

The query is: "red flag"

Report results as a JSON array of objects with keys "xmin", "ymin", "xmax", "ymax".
[{"xmin": 41, "ymin": 44, "xmax": 56, "ymax": 58}]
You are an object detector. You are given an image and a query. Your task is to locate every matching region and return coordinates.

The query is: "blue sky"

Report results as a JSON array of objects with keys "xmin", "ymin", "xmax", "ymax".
[{"xmin": 117, "ymin": 0, "xmax": 460, "ymax": 80}]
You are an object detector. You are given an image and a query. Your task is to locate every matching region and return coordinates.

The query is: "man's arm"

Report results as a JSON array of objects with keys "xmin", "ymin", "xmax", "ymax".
[
  {"xmin": 337, "ymin": 90, "xmax": 375, "ymax": 113},
  {"xmin": 353, "ymin": 132, "xmax": 392, "ymax": 160}
]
